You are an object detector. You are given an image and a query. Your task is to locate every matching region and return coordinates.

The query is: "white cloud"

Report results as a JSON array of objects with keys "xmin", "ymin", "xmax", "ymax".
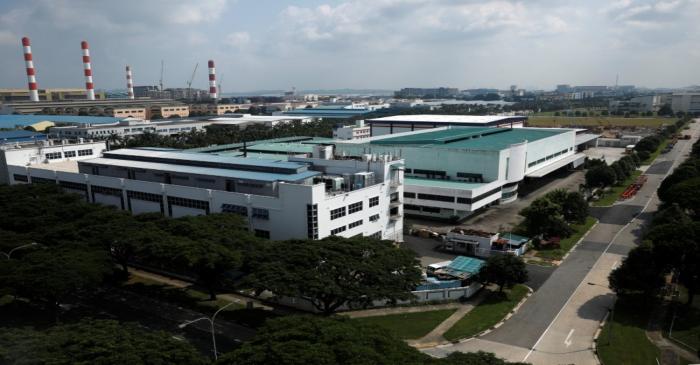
[
  {"xmin": 224, "ymin": 32, "xmax": 250, "ymax": 48},
  {"xmin": 0, "ymin": 30, "xmax": 18, "ymax": 45}
]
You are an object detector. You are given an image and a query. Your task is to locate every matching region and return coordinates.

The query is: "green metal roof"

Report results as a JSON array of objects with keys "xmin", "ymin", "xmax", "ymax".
[
  {"xmin": 405, "ymin": 177, "xmax": 487, "ymax": 190},
  {"xmin": 441, "ymin": 256, "xmax": 485, "ymax": 279},
  {"xmin": 371, "ymin": 127, "xmax": 568, "ymax": 151}
]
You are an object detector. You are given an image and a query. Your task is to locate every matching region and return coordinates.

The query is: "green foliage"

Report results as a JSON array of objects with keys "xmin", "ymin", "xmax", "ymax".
[
  {"xmin": 1, "ymin": 245, "xmax": 112, "ymax": 308},
  {"xmin": 353, "ymin": 309, "xmax": 458, "ymax": 340},
  {"xmin": 545, "ymin": 189, "xmax": 588, "ymax": 223},
  {"xmin": 608, "ymin": 244, "xmax": 665, "ymax": 298},
  {"xmin": 0, "ymin": 319, "xmax": 207, "ymax": 365},
  {"xmin": 480, "ymin": 255, "xmax": 528, "ymax": 292},
  {"xmin": 217, "ymin": 315, "xmax": 429, "ymax": 365},
  {"xmin": 245, "ymin": 236, "xmax": 422, "ymax": 314},
  {"xmin": 585, "ymin": 165, "xmax": 616, "ymax": 188},
  {"xmin": 519, "ymin": 198, "xmax": 573, "ymax": 239}
]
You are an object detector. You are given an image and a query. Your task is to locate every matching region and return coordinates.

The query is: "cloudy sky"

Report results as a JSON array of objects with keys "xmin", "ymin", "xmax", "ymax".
[{"xmin": 0, "ymin": 0, "xmax": 698, "ymax": 92}]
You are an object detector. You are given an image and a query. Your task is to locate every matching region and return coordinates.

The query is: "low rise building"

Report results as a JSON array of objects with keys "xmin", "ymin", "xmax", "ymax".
[
  {"xmin": 149, "ymin": 105, "xmax": 190, "ymax": 119},
  {"xmin": 190, "ymin": 103, "xmax": 247, "ymax": 116},
  {"xmin": 333, "ymin": 120, "xmax": 371, "ymax": 140},
  {"xmin": 0, "ymin": 88, "xmax": 106, "ymax": 102},
  {"xmin": 50, "ymin": 119, "xmax": 213, "ymax": 139},
  {"xmin": 366, "ymin": 114, "xmax": 526, "ymax": 137},
  {"xmin": 0, "ymin": 139, "xmax": 106, "ymax": 184},
  {"xmin": 7, "ymin": 146, "xmax": 404, "ymax": 242}
]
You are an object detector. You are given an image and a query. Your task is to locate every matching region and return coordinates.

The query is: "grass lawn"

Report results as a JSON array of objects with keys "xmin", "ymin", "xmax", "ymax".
[
  {"xmin": 535, "ymin": 216, "xmax": 597, "ymax": 261},
  {"xmin": 528, "ymin": 116, "xmax": 671, "ymax": 128},
  {"xmin": 665, "ymin": 289, "xmax": 700, "ymax": 352},
  {"xmin": 353, "ymin": 309, "xmax": 458, "ymax": 340},
  {"xmin": 597, "ymin": 296, "xmax": 661, "ymax": 365},
  {"xmin": 443, "ymin": 284, "xmax": 529, "ymax": 341},
  {"xmin": 592, "ymin": 170, "xmax": 643, "ymax": 207}
]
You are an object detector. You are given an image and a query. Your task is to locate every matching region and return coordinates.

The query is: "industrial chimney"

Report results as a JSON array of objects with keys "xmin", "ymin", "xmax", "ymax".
[
  {"xmin": 21, "ymin": 37, "xmax": 39, "ymax": 102},
  {"xmin": 81, "ymin": 41, "xmax": 95, "ymax": 100},
  {"xmin": 126, "ymin": 65, "xmax": 134, "ymax": 99},
  {"xmin": 208, "ymin": 60, "xmax": 217, "ymax": 101}
]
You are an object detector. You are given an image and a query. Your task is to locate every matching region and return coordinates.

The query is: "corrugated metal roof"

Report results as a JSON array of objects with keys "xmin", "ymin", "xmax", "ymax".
[
  {"xmin": 83, "ymin": 157, "xmax": 320, "ymax": 183},
  {"xmin": 0, "ymin": 115, "xmax": 123, "ymax": 128}
]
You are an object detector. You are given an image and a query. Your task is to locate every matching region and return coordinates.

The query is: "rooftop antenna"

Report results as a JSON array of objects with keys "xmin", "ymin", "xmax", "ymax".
[
  {"xmin": 159, "ymin": 59, "xmax": 164, "ymax": 91},
  {"xmin": 186, "ymin": 62, "xmax": 199, "ymax": 100}
]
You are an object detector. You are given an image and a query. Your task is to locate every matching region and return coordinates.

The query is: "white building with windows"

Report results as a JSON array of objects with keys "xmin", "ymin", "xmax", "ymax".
[
  {"xmin": 333, "ymin": 120, "xmax": 371, "ymax": 140},
  {"xmin": 0, "ymin": 139, "xmax": 106, "ymax": 184},
  {"xmin": 7, "ymin": 146, "xmax": 404, "ymax": 242}
]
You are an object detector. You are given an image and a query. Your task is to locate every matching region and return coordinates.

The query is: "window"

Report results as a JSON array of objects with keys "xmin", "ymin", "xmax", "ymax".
[
  {"xmin": 412, "ymin": 169, "xmax": 446, "ymax": 177},
  {"xmin": 368, "ymin": 231, "xmax": 382, "ymax": 239},
  {"xmin": 78, "ymin": 149, "xmax": 93, "ymax": 156},
  {"xmin": 348, "ymin": 201, "xmax": 363, "ymax": 214},
  {"xmin": 59, "ymin": 181, "xmax": 87, "ymax": 191},
  {"xmin": 417, "ymin": 193, "xmax": 454, "ymax": 202},
  {"xmin": 369, "ymin": 196, "xmax": 379, "ymax": 207},
  {"xmin": 91, "ymin": 185, "xmax": 122, "ymax": 197},
  {"xmin": 45, "ymin": 152, "xmax": 62, "ymax": 160},
  {"xmin": 307, "ymin": 204, "xmax": 319, "ymax": 239},
  {"xmin": 404, "ymin": 192, "xmax": 416, "ymax": 199},
  {"xmin": 349, "ymin": 219, "xmax": 363, "ymax": 229},
  {"xmin": 167, "ymin": 196, "xmax": 209, "ymax": 211},
  {"xmin": 330, "ymin": 207, "xmax": 346, "ymax": 220},
  {"xmin": 421, "ymin": 206, "xmax": 441, "ymax": 213},
  {"xmin": 13, "ymin": 174, "xmax": 28, "ymax": 182},
  {"xmin": 369, "ymin": 214, "xmax": 380, "ymax": 222},
  {"xmin": 254, "ymin": 229, "xmax": 270, "ymax": 239},
  {"xmin": 64, "ymin": 150, "xmax": 76, "ymax": 158},
  {"xmin": 404, "ymin": 204, "xmax": 421, "ymax": 211},
  {"xmin": 456, "ymin": 187, "xmax": 501, "ymax": 205},
  {"xmin": 330, "ymin": 226, "xmax": 347, "ymax": 235},
  {"xmin": 221, "ymin": 204, "xmax": 247, "ymax": 216},
  {"xmin": 252, "ymin": 208, "xmax": 269, "ymax": 220}
]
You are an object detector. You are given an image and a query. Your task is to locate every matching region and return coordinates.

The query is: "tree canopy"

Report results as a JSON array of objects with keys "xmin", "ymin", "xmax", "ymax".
[
  {"xmin": 480, "ymin": 254, "xmax": 529, "ymax": 292},
  {"xmin": 0, "ymin": 319, "xmax": 207, "ymax": 365},
  {"xmin": 245, "ymin": 236, "xmax": 422, "ymax": 314}
]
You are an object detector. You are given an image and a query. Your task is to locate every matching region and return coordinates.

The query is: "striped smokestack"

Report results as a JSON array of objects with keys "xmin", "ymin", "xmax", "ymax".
[
  {"xmin": 126, "ymin": 65, "xmax": 134, "ymax": 99},
  {"xmin": 81, "ymin": 41, "xmax": 95, "ymax": 100},
  {"xmin": 21, "ymin": 37, "xmax": 39, "ymax": 102},
  {"xmin": 208, "ymin": 60, "xmax": 217, "ymax": 100}
]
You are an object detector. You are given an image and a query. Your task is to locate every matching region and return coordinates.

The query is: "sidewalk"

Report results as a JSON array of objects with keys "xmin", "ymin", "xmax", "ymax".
[
  {"xmin": 127, "ymin": 267, "xmax": 274, "ymax": 311},
  {"xmin": 647, "ymin": 304, "xmax": 700, "ymax": 365}
]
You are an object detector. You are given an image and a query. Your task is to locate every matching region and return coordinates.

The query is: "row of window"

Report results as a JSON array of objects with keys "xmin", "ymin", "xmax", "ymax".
[
  {"xmin": 45, "ymin": 149, "xmax": 93, "ymax": 160},
  {"xmin": 330, "ymin": 226, "xmax": 347, "ymax": 235},
  {"xmin": 528, "ymin": 148, "xmax": 572, "ymax": 168},
  {"xmin": 330, "ymin": 196, "xmax": 378, "ymax": 221},
  {"xmin": 405, "ymin": 187, "xmax": 502, "ymax": 205}
]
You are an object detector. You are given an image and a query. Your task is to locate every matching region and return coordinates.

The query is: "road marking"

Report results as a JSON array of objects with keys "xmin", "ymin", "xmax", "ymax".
[
  {"xmin": 611, "ymin": 261, "xmax": 618, "ymax": 270},
  {"xmin": 564, "ymin": 329, "xmax": 575, "ymax": 347}
]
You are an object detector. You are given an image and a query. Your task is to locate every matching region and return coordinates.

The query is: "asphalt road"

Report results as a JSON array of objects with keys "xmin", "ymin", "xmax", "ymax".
[{"xmin": 424, "ymin": 120, "xmax": 700, "ymax": 364}]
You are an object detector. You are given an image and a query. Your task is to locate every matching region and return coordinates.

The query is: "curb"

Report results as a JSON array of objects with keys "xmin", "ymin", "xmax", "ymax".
[
  {"xmin": 559, "ymin": 219, "xmax": 600, "ymax": 263},
  {"xmin": 452, "ymin": 286, "xmax": 535, "ymax": 344},
  {"xmin": 592, "ymin": 311, "xmax": 610, "ymax": 365}
]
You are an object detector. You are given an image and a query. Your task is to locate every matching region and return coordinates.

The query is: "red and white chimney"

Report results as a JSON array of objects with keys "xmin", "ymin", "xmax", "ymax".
[
  {"xmin": 126, "ymin": 65, "xmax": 134, "ymax": 99},
  {"xmin": 21, "ymin": 37, "xmax": 39, "ymax": 102},
  {"xmin": 208, "ymin": 60, "xmax": 217, "ymax": 100},
  {"xmin": 81, "ymin": 41, "xmax": 95, "ymax": 100}
]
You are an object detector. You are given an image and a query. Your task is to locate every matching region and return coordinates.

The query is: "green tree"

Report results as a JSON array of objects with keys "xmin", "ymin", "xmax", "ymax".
[
  {"xmin": 585, "ymin": 165, "xmax": 616, "ymax": 188},
  {"xmin": 0, "ymin": 319, "xmax": 207, "ymax": 365},
  {"xmin": 545, "ymin": 189, "xmax": 588, "ymax": 223},
  {"xmin": 218, "ymin": 316, "xmax": 429, "ymax": 365},
  {"xmin": 609, "ymin": 244, "xmax": 665, "ymax": 300},
  {"xmin": 520, "ymin": 198, "xmax": 573, "ymax": 238},
  {"xmin": 246, "ymin": 237, "xmax": 422, "ymax": 315},
  {"xmin": 2, "ymin": 245, "xmax": 112, "ymax": 311},
  {"xmin": 480, "ymin": 254, "xmax": 529, "ymax": 292},
  {"xmin": 660, "ymin": 177, "xmax": 700, "ymax": 217}
]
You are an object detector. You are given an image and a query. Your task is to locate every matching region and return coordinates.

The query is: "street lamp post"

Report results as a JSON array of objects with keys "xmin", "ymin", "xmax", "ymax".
[
  {"xmin": 1, "ymin": 242, "xmax": 39, "ymax": 259},
  {"xmin": 178, "ymin": 301, "xmax": 237, "ymax": 360}
]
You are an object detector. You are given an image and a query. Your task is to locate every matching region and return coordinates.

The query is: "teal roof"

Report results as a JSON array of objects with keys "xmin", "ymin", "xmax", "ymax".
[
  {"xmin": 371, "ymin": 127, "xmax": 568, "ymax": 151},
  {"xmin": 442, "ymin": 256, "xmax": 485, "ymax": 279},
  {"xmin": 405, "ymin": 177, "xmax": 487, "ymax": 190},
  {"xmin": 245, "ymin": 142, "xmax": 314, "ymax": 154}
]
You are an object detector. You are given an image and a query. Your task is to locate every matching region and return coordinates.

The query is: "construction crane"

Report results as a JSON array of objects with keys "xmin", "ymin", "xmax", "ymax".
[
  {"xmin": 186, "ymin": 63, "xmax": 199, "ymax": 100},
  {"xmin": 159, "ymin": 60, "xmax": 164, "ymax": 91}
]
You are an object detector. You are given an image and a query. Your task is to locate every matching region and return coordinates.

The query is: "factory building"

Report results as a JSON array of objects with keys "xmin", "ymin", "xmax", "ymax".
[
  {"xmin": 189, "ymin": 103, "xmax": 248, "ymax": 116},
  {"xmin": 334, "ymin": 126, "xmax": 589, "ymax": 219},
  {"xmin": 0, "ymin": 99, "xmax": 188, "ymax": 117},
  {"xmin": 0, "ymin": 88, "xmax": 106, "ymax": 102},
  {"xmin": 366, "ymin": 115, "xmax": 526, "ymax": 137},
  {"xmin": 333, "ymin": 120, "xmax": 371, "ymax": 140},
  {"xmin": 50, "ymin": 119, "xmax": 213, "ymax": 139},
  {"xmin": 671, "ymin": 92, "xmax": 700, "ymax": 114},
  {"xmin": 0, "ymin": 138, "xmax": 107, "ymax": 184},
  {"xmin": 7, "ymin": 146, "xmax": 404, "ymax": 242}
]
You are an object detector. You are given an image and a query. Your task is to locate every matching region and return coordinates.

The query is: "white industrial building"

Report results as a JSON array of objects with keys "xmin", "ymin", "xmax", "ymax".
[
  {"xmin": 0, "ymin": 139, "xmax": 107, "ymax": 184},
  {"xmin": 332, "ymin": 120, "xmax": 371, "ymax": 140},
  {"xmin": 671, "ymin": 92, "xmax": 700, "ymax": 114},
  {"xmin": 7, "ymin": 146, "xmax": 404, "ymax": 242},
  {"xmin": 334, "ymin": 125, "xmax": 590, "ymax": 219},
  {"xmin": 366, "ymin": 115, "xmax": 526, "ymax": 137}
]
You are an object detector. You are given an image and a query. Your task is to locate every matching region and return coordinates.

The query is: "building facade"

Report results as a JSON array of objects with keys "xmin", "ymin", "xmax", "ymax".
[
  {"xmin": 366, "ymin": 115, "xmax": 526, "ymax": 137},
  {"xmin": 671, "ymin": 93, "xmax": 700, "ymax": 114},
  {"xmin": 7, "ymin": 147, "xmax": 404, "ymax": 242},
  {"xmin": 333, "ymin": 120, "xmax": 371, "ymax": 140},
  {"xmin": 0, "ymin": 88, "xmax": 106, "ymax": 102}
]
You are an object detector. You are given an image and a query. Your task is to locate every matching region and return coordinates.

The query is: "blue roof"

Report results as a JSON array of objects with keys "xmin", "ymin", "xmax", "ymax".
[
  {"xmin": 0, "ymin": 114, "xmax": 123, "ymax": 128},
  {"xmin": 0, "ymin": 130, "xmax": 47, "ymax": 144},
  {"xmin": 83, "ymin": 157, "xmax": 320, "ymax": 183}
]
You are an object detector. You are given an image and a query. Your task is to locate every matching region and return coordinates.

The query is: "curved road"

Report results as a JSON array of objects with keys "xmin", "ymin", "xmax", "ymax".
[{"xmin": 424, "ymin": 120, "xmax": 700, "ymax": 365}]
